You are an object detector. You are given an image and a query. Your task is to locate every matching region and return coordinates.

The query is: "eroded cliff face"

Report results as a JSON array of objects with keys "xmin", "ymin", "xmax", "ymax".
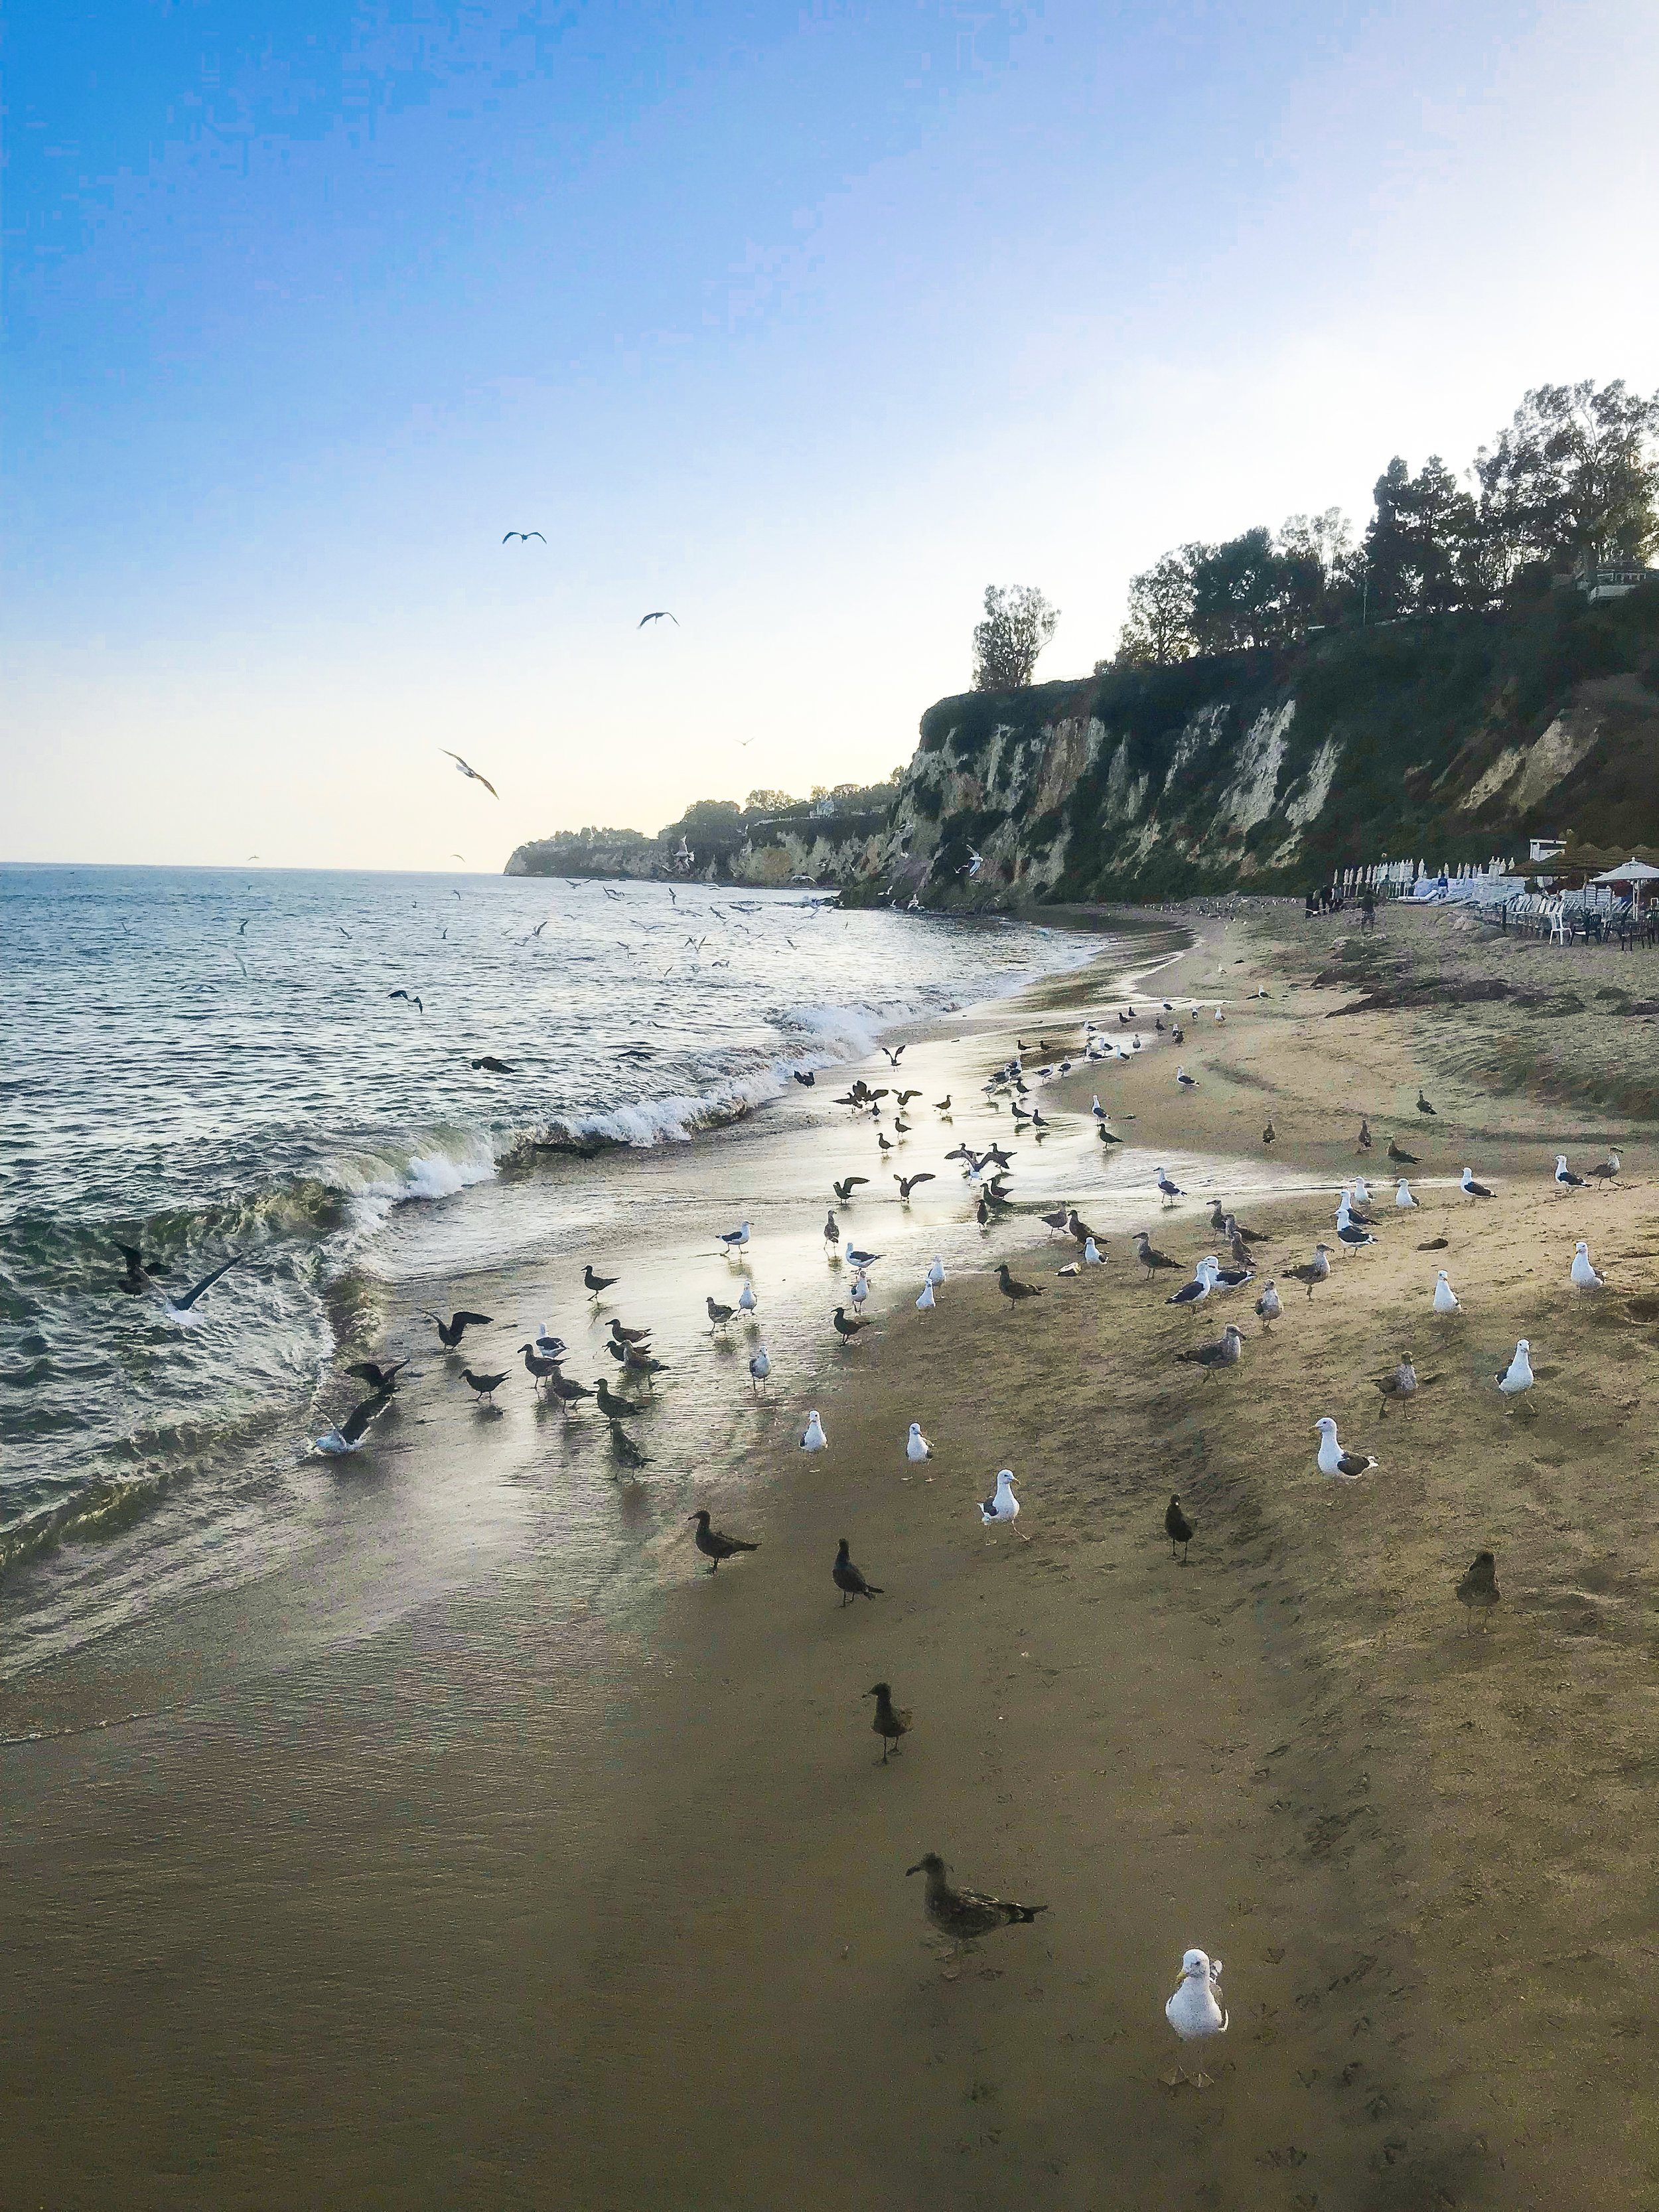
[
  {"xmin": 505, "ymin": 820, "xmax": 891, "ymax": 889},
  {"xmin": 857, "ymin": 587, "xmax": 1659, "ymax": 907}
]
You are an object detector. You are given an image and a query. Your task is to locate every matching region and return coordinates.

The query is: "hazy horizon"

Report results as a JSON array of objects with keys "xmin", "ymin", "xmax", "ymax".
[{"xmin": 7, "ymin": 0, "xmax": 1657, "ymax": 871}]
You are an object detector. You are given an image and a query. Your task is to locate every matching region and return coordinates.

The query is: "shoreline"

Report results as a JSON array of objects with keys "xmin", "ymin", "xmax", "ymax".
[{"xmin": 7, "ymin": 902, "xmax": 1654, "ymax": 2207}]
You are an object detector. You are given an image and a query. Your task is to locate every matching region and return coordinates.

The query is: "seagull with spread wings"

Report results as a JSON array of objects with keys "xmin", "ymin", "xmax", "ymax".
[
  {"xmin": 441, "ymin": 751, "xmax": 498, "ymax": 797},
  {"xmin": 638, "ymin": 610, "xmax": 679, "ymax": 628},
  {"xmin": 502, "ymin": 530, "xmax": 545, "ymax": 544}
]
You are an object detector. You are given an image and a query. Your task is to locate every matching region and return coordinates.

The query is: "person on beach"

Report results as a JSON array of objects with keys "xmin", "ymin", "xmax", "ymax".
[{"xmin": 1360, "ymin": 888, "xmax": 1376, "ymax": 929}]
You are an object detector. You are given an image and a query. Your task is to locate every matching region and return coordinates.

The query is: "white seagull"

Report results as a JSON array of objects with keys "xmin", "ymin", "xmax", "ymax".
[
  {"xmin": 1496, "ymin": 1339, "xmax": 1534, "ymax": 1406},
  {"xmin": 440, "ymin": 749, "xmax": 499, "ymax": 798},
  {"xmin": 738, "ymin": 1281, "xmax": 757, "ymax": 1314},
  {"xmin": 906, "ymin": 1422, "xmax": 932, "ymax": 1463},
  {"xmin": 1461, "ymin": 1167, "xmax": 1495, "ymax": 1200},
  {"xmin": 1315, "ymin": 1416, "xmax": 1377, "ymax": 1481},
  {"xmin": 1553, "ymin": 1154, "xmax": 1586, "ymax": 1192},
  {"xmin": 717, "ymin": 1220, "xmax": 752, "ymax": 1252},
  {"xmin": 1352, "ymin": 1175, "xmax": 1372, "ymax": 1204},
  {"xmin": 534, "ymin": 1323, "xmax": 566, "ymax": 1359},
  {"xmin": 1175, "ymin": 1067, "xmax": 1198, "ymax": 1090},
  {"xmin": 1082, "ymin": 1236, "xmax": 1104, "ymax": 1266},
  {"xmin": 800, "ymin": 1409, "xmax": 828, "ymax": 1451},
  {"xmin": 1571, "ymin": 1240, "xmax": 1605, "ymax": 1293},
  {"xmin": 1167, "ymin": 1258, "xmax": 1215, "ymax": 1309},
  {"xmin": 915, "ymin": 1278, "xmax": 936, "ymax": 1311},
  {"xmin": 1395, "ymin": 1178, "xmax": 1418, "ymax": 1208},
  {"xmin": 1433, "ymin": 1269, "xmax": 1461, "ymax": 1315},
  {"xmin": 1165, "ymin": 1949, "xmax": 1228, "ymax": 2083},
  {"xmin": 1155, "ymin": 1167, "xmax": 1185, "ymax": 1207},
  {"xmin": 850, "ymin": 1269, "xmax": 871, "ymax": 1311},
  {"xmin": 148, "ymin": 1252, "xmax": 246, "ymax": 1328},
  {"xmin": 312, "ymin": 1392, "xmax": 393, "ymax": 1456},
  {"xmin": 926, "ymin": 1255, "xmax": 946, "ymax": 1290},
  {"xmin": 979, "ymin": 1469, "xmax": 1021, "ymax": 1526}
]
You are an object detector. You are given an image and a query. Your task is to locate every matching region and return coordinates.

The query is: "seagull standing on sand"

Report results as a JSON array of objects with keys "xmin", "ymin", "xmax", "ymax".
[
  {"xmin": 1165, "ymin": 1494, "xmax": 1194, "ymax": 1560},
  {"xmin": 1175, "ymin": 1323, "xmax": 1244, "ymax": 1380},
  {"xmin": 1166, "ymin": 1259, "xmax": 1214, "ymax": 1310},
  {"xmin": 1155, "ymin": 1167, "xmax": 1185, "ymax": 1207},
  {"xmin": 979, "ymin": 1469, "xmax": 1021, "ymax": 1527},
  {"xmin": 1461, "ymin": 1167, "xmax": 1496, "ymax": 1201},
  {"xmin": 906, "ymin": 1851, "xmax": 1046, "ymax": 1933},
  {"xmin": 915, "ymin": 1278, "xmax": 936, "ymax": 1311},
  {"xmin": 800, "ymin": 1410, "xmax": 828, "ymax": 1451},
  {"xmin": 1374, "ymin": 1354, "xmax": 1419, "ymax": 1414},
  {"xmin": 1165, "ymin": 1951, "xmax": 1228, "ymax": 2083},
  {"xmin": 1588, "ymin": 1150, "xmax": 1621, "ymax": 1186},
  {"xmin": 1394, "ymin": 1177, "xmax": 1418, "ymax": 1208},
  {"xmin": 1571, "ymin": 1240, "xmax": 1606, "ymax": 1294},
  {"xmin": 1175, "ymin": 1067, "xmax": 1198, "ymax": 1090},
  {"xmin": 833, "ymin": 1539, "xmax": 883, "ymax": 1605},
  {"xmin": 1254, "ymin": 1281, "xmax": 1281, "ymax": 1331},
  {"xmin": 1433, "ymin": 1269, "xmax": 1461, "ymax": 1315},
  {"xmin": 906, "ymin": 1422, "xmax": 932, "ymax": 1463},
  {"xmin": 738, "ymin": 1280, "xmax": 757, "ymax": 1315},
  {"xmin": 1496, "ymin": 1339, "xmax": 1534, "ymax": 1408},
  {"xmin": 1315, "ymin": 1416, "xmax": 1376, "ymax": 1480},
  {"xmin": 687, "ymin": 1509, "xmax": 758, "ymax": 1572},
  {"xmin": 926, "ymin": 1255, "xmax": 946, "ymax": 1290},
  {"xmin": 1554, "ymin": 1155, "xmax": 1586, "ymax": 1192},
  {"xmin": 1456, "ymin": 1550, "xmax": 1501, "ymax": 1632},
  {"xmin": 868, "ymin": 1684, "xmax": 912, "ymax": 1759}
]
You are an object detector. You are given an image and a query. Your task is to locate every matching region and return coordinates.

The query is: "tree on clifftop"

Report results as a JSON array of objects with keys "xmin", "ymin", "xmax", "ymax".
[
  {"xmin": 1112, "ymin": 550, "xmax": 1196, "ymax": 665},
  {"xmin": 972, "ymin": 585, "xmax": 1059, "ymax": 690},
  {"xmin": 1473, "ymin": 380, "xmax": 1659, "ymax": 574}
]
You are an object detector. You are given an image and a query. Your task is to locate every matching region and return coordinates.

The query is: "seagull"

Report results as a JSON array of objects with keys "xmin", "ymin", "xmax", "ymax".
[
  {"xmin": 1553, "ymin": 1154, "xmax": 1586, "ymax": 1192},
  {"xmin": 915, "ymin": 1278, "xmax": 936, "ymax": 1311},
  {"xmin": 388, "ymin": 990, "xmax": 423, "ymax": 1013},
  {"xmin": 1433, "ymin": 1269, "xmax": 1461, "ymax": 1315},
  {"xmin": 1155, "ymin": 1167, "xmax": 1185, "ymax": 1207},
  {"xmin": 1336, "ymin": 1221, "xmax": 1378, "ymax": 1252},
  {"xmin": 145, "ymin": 1252, "xmax": 247, "ymax": 1325},
  {"xmin": 737, "ymin": 1280, "xmax": 757, "ymax": 1315},
  {"xmin": 1374, "ymin": 1354, "xmax": 1419, "ymax": 1414},
  {"xmin": 881, "ymin": 1044, "xmax": 906, "ymax": 1067},
  {"xmin": 501, "ymin": 530, "xmax": 546, "ymax": 543},
  {"xmin": 1356, "ymin": 1116, "xmax": 1372, "ymax": 1151},
  {"xmin": 1176, "ymin": 1323, "xmax": 1244, "ymax": 1380},
  {"xmin": 1206, "ymin": 1254, "xmax": 1253, "ymax": 1291},
  {"xmin": 1134, "ymin": 1232, "xmax": 1182, "ymax": 1278},
  {"xmin": 441, "ymin": 750, "xmax": 499, "ymax": 798},
  {"xmin": 906, "ymin": 1852, "xmax": 1046, "ymax": 1933},
  {"xmin": 995, "ymin": 1264, "xmax": 1043, "ymax": 1311},
  {"xmin": 1165, "ymin": 1494, "xmax": 1194, "ymax": 1560},
  {"xmin": 1254, "ymin": 1280, "xmax": 1281, "ymax": 1331},
  {"xmin": 1461, "ymin": 1167, "xmax": 1495, "ymax": 1200},
  {"xmin": 1165, "ymin": 1951, "xmax": 1228, "ymax": 2084},
  {"xmin": 716, "ymin": 1220, "xmax": 751, "ymax": 1254},
  {"xmin": 747, "ymin": 1347, "xmax": 770, "ymax": 1393},
  {"xmin": 1587, "ymin": 1150, "xmax": 1621, "ymax": 1185},
  {"xmin": 1352, "ymin": 1176, "xmax": 1372, "ymax": 1205},
  {"xmin": 1496, "ymin": 1339, "xmax": 1534, "ymax": 1406},
  {"xmin": 822, "ymin": 1211, "xmax": 840, "ymax": 1246},
  {"xmin": 638, "ymin": 610, "xmax": 680, "ymax": 627},
  {"xmin": 895, "ymin": 1173, "xmax": 936, "ymax": 1201},
  {"xmin": 1081, "ymin": 1237, "xmax": 1104, "ymax": 1268},
  {"xmin": 844, "ymin": 1240, "xmax": 882, "ymax": 1269},
  {"xmin": 792, "ymin": 1070, "xmax": 816, "ymax": 1087},
  {"xmin": 607, "ymin": 1314, "xmax": 652, "ymax": 1348},
  {"xmin": 609, "ymin": 1424, "xmax": 649, "ymax": 1473},
  {"xmin": 868, "ymin": 1683, "xmax": 912, "ymax": 1760},
  {"xmin": 705, "ymin": 1295, "xmax": 736, "ymax": 1333},
  {"xmin": 1166, "ymin": 1260, "xmax": 1214, "ymax": 1309},
  {"xmin": 1039, "ymin": 1204, "xmax": 1070, "ymax": 1237},
  {"xmin": 460, "ymin": 1367, "xmax": 508, "ymax": 1406},
  {"xmin": 1416, "ymin": 1090, "xmax": 1437, "ymax": 1116},
  {"xmin": 425, "ymin": 1308, "xmax": 492, "ymax": 1351},
  {"xmin": 622, "ymin": 1343, "xmax": 669, "ymax": 1387},
  {"xmin": 833, "ymin": 1539, "xmax": 883, "ymax": 1606},
  {"xmin": 687, "ymin": 1509, "xmax": 758, "ymax": 1572},
  {"xmin": 594, "ymin": 1377, "xmax": 636, "ymax": 1420},
  {"xmin": 832, "ymin": 1177, "xmax": 869, "ymax": 1205},
  {"xmin": 1394, "ymin": 1178, "xmax": 1418, "ymax": 1208},
  {"xmin": 1175, "ymin": 1067, "xmax": 1198, "ymax": 1090},
  {"xmin": 1456, "ymin": 1550, "xmax": 1501, "ymax": 1633},
  {"xmin": 583, "ymin": 1266, "xmax": 618, "ymax": 1301},
  {"xmin": 312, "ymin": 1391, "xmax": 394, "ymax": 1455},
  {"xmin": 1262, "ymin": 1119, "xmax": 1277, "ymax": 1147},
  {"xmin": 979, "ymin": 1469, "xmax": 1021, "ymax": 1526},
  {"xmin": 906, "ymin": 1422, "xmax": 932, "ymax": 1463},
  {"xmin": 115, "ymin": 1243, "xmax": 171, "ymax": 1293},
  {"xmin": 470, "ymin": 1056, "xmax": 514, "ymax": 1073},
  {"xmin": 1386, "ymin": 1137, "xmax": 1418, "ymax": 1165},
  {"xmin": 1571, "ymin": 1240, "xmax": 1606, "ymax": 1294},
  {"xmin": 849, "ymin": 1270, "xmax": 871, "ymax": 1311},
  {"xmin": 800, "ymin": 1410, "xmax": 828, "ymax": 1451},
  {"xmin": 1286, "ymin": 1244, "xmax": 1333, "ymax": 1299},
  {"xmin": 1315, "ymin": 1416, "xmax": 1376, "ymax": 1481},
  {"xmin": 345, "ymin": 1358, "xmax": 411, "ymax": 1394},
  {"xmin": 545, "ymin": 1370, "xmax": 596, "ymax": 1417},
  {"xmin": 926, "ymin": 1255, "xmax": 946, "ymax": 1290},
  {"xmin": 832, "ymin": 1304, "xmax": 871, "ymax": 1344}
]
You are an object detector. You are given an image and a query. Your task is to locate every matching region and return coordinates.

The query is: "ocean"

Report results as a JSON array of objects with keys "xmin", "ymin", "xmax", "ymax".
[{"xmin": 1, "ymin": 863, "xmax": 1108, "ymax": 1654}]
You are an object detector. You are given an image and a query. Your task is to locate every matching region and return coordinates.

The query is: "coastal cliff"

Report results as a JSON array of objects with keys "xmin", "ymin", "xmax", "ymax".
[{"xmin": 869, "ymin": 580, "xmax": 1659, "ymax": 905}]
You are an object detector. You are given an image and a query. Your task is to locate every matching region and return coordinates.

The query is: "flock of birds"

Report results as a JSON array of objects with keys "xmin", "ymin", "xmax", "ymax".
[{"xmin": 108, "ymin": 954, "xmax": 1633, "ymax": 2067}]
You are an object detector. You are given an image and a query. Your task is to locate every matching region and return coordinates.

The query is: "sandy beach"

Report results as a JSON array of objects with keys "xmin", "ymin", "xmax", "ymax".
[{"xmin": 7, "ymin": 901, "xmax": 1659, "ymax": 2211}]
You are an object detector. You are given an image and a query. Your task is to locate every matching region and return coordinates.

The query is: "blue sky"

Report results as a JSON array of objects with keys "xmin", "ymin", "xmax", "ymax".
[{"xmin": 7, "ymin": 0, "xmax": 1657, "ymax": 867}]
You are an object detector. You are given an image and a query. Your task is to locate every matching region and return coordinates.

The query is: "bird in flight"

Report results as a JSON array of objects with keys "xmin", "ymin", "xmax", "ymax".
[
  {"xmin": 451, "ymin": 853, "xmax": 467, "ymax": 861},
  {"xmin": 502, "ymin": 530, "xmax": 545, "ymax": 544},
  {"xmin": 441, "ymin": 751, "xmax": 499, "ymax": 798},
  {"xmin": 638, "ymin": 611, "xmax": 679, "ymax": 627},
  {"xmin": 389, "ymin": 990, "xmax": 423, "ymax": 1013}
]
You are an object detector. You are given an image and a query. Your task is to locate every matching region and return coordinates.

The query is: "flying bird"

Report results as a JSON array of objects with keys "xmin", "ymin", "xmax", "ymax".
[
  {"xmin": 145, "ymin": 1252, "xmax": 247, "ymax": 1324},
  {"xmin": 312, "ymin": 1391, "xmax": 394, "ymax": 1455},
  {"xmin": 115, "ymin": 1243, "xmax": 171, "ymax": 1293},
  {"xmin": 344, "ymin": 1359, "xmax": 410, "ymax": 1394},
  {"xmin": 425, "ymin": 1309, "xmax": 492, "ymax": 1350},
  {"xmin": 389, "ymin": 990, "xmax": 423, "ymax": 1013},
  {"xmin": 501, "ymin": 530, "xmax": 546, "ymax": 543},
  {"xmin": 441, "ymin": 751, "xmax": 499, "ymax": 797},
  {"xmin": 638, "ymin": 610, "xmax": 680, "ymax": 627}
]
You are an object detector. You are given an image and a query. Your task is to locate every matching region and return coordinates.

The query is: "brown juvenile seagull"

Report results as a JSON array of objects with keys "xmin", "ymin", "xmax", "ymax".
[
  {"xmin": 1373, "ymin": 1353, "xmax": 1429, "ymax": 1415},
  {"xmin": 622, "ymin": 1343, "xmax": 670, "ymax": 1386},
  {"xmin": 996, "ymin": 1262, "xmax": 1043, "ymax": 1311},
  {"xmin": 1176, "ymin": 1323, "xmax": 1244, "ymax": 1381},
  {"xmin": 705, "ymin": 1295, "xmax": 735, "ymax": 1332},
  {"xmin": 1285, "ymin": 1244, "xmax": 1332, "ymax": 1299},
  {"xmin": 867, "ymin": 1681, "xmax": 911, "ymax": 1759},
  {"xmin": 905, "ymin": 1851, "xmax": 1048, "ymax": 1934},
  {"xmin": 460, "ymin": 1367, "xmax": 508, "ymax": 1405},
  {"xmin": 594, "ymin": 1376, "xmax": 636, "ymax": 1421},
  {"xmin": 1165, "ymin": 1494, "xmax": 1195, "ymax": 1561},
  {"xmin": 1356, "ymin": 1116, "xmax": 1372, "ymax": 1152},
  {"xmin": 1386, "ymin": 1136, "xmax": 1418, "ymax": 1165},
  {"xmin": 833, "ymin": 1539, "xmax": 883, "ymax": 1606},
  {"xmin": 687, "ymin": 1509, "xmax": 758, "ymax": 1572},
  {"xmin": 831, "ymin": 1305, "xmax": 872, "ymax": 1344},
  {"xmin": 1133, "ymin": 1232, "xmax": 1182, "ymax": 1278},
  {"xmin": 895, "ymin": 1172, "xmax": 936, "ymax": 1201},
  {"xmin": 610, "ymin": 1317, "xmax": 652, "ymax": 1347},
  {"xmin": 1456, "ymin": 1550, "xmax": 1500, "ymax": 1632},
  {"xmin": 544, "ymin": 1372, "xmax": 595, "ymax": 1416},
  {"xmin": 1263, "ymin": 1119, "xmax": 1277, "ymax": 1147}
]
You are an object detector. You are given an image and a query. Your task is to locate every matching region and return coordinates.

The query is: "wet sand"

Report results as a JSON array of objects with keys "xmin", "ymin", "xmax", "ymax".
[{"xmin": 6, "ymin": 906, "xmax": 1658, "ymax": 2209}]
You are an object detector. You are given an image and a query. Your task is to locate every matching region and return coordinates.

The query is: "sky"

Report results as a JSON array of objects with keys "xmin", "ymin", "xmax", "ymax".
[{"xmin": 5, "ymin": 0, "xmax": 1658, "ymax": 869}]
